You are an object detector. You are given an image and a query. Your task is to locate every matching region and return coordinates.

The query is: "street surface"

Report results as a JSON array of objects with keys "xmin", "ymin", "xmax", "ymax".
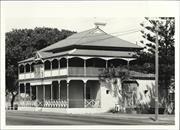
[{"xmin": 6, "ymin": 110, "xmax": 174, "ymax": 125}]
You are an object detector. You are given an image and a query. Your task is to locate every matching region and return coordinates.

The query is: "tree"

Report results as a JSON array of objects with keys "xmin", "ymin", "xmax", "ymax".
[
  {"xmin": 6, "ymin": 27, "xmax": 76, "ymax": 107},
  {"xmin": 10, "ymin": 80, "xmax": 19, "ymax": 109},
  {"xmin": 139, "ymin": 17, "xmax": 175, "ymax": 113}
]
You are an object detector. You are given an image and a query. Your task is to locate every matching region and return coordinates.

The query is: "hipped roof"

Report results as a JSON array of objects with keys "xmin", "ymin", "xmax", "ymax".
[
  {"xmin": 40, "ymin": 27, "xmax": 142, "ymax": 52},
  {"xmin": 19, "ymin": 27, "xmax": 142, "ymax": 63}
]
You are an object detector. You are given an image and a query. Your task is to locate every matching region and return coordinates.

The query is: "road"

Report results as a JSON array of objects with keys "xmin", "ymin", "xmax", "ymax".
[{"xmin": 6, "ymin": 111, "xmax": 174, "ymax": 125}]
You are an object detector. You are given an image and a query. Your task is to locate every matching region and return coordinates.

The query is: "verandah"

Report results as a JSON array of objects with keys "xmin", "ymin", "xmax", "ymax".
[{"xmin": 18, "ymin": 80, "xmax": 100, "ymax": 108}]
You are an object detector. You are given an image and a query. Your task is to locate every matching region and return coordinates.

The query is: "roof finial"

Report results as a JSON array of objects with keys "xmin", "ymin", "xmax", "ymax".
[{"xmin": 94, "ymin": 22, "xmax": 106, "ymax": 28}]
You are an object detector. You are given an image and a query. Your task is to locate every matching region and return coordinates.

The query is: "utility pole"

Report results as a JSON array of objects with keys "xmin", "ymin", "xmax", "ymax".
[{"xmin": 155, "ymin": 26, "xmax": 159, "ymax": 121}]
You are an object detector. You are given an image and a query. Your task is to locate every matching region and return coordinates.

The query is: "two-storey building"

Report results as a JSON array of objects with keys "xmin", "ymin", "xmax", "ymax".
[{"xmin": 17, "ymin": 25, "xmax": 155, "ymax": 113}]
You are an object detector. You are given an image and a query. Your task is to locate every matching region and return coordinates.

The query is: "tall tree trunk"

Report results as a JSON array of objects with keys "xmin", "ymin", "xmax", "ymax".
[{"xmin": 10, "ymin": 92, "xmax": 18, "ymax": 110}]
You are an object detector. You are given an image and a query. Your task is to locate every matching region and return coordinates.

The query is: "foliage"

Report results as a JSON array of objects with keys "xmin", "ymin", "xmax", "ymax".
[
  {"xmin": 139, "ymin": 17, "xmax": 175, "ymax": 113},
  {"xmin": 132, "ymin": 51, "xmax": 155, "ymax": 73},
  {"xmin": 6, "ymin": 27, "xmax": 75, "ymax": 106},
  {"xmin": 5, "ymin": 79, "xmax": 19, "ymax": 109},
  {"xmin": 99, "ymin": 66, "xmax": 129, "ymax": 81}
]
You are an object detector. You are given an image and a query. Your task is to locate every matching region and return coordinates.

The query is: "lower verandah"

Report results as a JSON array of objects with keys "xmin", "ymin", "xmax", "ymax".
[{"xmin": 18, "ymin": 80, "xmax": 101, "ymax": 108}]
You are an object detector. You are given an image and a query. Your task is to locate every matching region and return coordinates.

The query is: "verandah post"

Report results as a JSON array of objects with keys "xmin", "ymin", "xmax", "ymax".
[
  {"xmin": 18, "ymin": 83, "xmax": 21, "ymax": 101},
  {"xmin": 67, "ymin": 82, "xmax": 69, "ymax": 108},
  {"xmin": 24, "ymin": 85, "xmax": 26, "ymax": 101},
  {"xmin": 30, "ymin": 85, "xmax": 32, "ymax": 101},
  {"xmin": 51, "ymin": 84, "xmax": 53, "ymax": 100},
  {"xmin": 84, "ymin": 60, "xmax": 86, "ymax": 76},
  {"xmin": 84, "ymin": 82, "xmax": 87, "ymax": 108},
  {"xmin": 58, "ymin": 81, "xmax": 61, "ymax": 100},
  {"xmin": 43, "ymin": 85, "xmax": 45, "ymax": 102},
  {"xmin": 105, "ymin": 60, "xmax": 108, "ymax": 68},
  {"xmin": 24, "ymin": 84, "xmax": 26, "ymax": 107},
  {"xmin": 36, "ymin": 86, "xmax": 38, "ymax": 100}
]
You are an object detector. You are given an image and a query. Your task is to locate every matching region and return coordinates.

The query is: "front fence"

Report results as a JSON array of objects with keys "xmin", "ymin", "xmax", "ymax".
[
  {"xmin": 13, "ymin": 99, "xmax": 100, "ymax": 108},
  {"xmin": 44, "ymin": 100, "xmax": 68, "ymax": 108},
  {"xmin": 85, "ymin": 99, "xmax": 101, "ymax": 108},
  {"xmin": 14, "ymin": 100, "xmax": 68, "ymax": 108}
]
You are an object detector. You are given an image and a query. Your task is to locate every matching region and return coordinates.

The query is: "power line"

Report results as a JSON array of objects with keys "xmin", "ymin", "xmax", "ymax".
[
  {"xmin": 78, "ymin": 29, "xmax": 140, "ymax": 45},
  {"xmin": 65, "ymin": 28, "xmax": 141, "ymax": 40}
]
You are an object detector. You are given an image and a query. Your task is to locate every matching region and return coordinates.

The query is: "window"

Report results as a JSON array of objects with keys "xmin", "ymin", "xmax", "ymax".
[
  {"xmin": 106, "ymin": 90, "xmax": 110, "ymax": 94},
  {"xmin": 60, "ymin": 58, "xmax": 67, "ymax": 68},
  {"xmin": 52, "ymin": 59, "xmax": 58, "ymax": 69},
  {"xmin": 44, "ymin": 60, "xmax": 51, "ymax": 70},
  {"xmin": 31, "ymin": 63, "xmax": 35, "ymax": 72},
  {"xmin": 144, "ymin": 90, "xmax": 148, "ymax": 94},
  {"xmin": 19, "ymin": 65, "xmax": 24, "ymax": 73},
  {"xmin": 25, "ymin": 64, "xmax": 30, "ymax": 72}
]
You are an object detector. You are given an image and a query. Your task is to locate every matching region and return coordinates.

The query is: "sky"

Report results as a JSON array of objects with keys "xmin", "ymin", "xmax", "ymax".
[
  {"xmin": 2, "ymin": 1, "xmax": 179, "ymax": 46},
  {"xmin": 5, "ymin": 17, "xmax": 144, "ymax": 45}
]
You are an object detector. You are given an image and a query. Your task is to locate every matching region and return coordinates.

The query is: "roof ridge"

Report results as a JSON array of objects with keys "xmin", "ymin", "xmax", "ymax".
[
  {"xmin": 72, "ymin": 28, "xmax": 97, "ymax": 46},
  {"xmin": 78, "ymin": 27, "xmax": 108, "ymax": 45}
]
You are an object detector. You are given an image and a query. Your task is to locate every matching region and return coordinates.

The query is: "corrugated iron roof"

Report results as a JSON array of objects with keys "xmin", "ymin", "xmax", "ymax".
[
  {"xmin": 39, "ymin": 27, "xmax": 142, "ymax": 52},
  {"xmin": 19, "ymin": 27, "xmax": 142, "ymax": 63}
]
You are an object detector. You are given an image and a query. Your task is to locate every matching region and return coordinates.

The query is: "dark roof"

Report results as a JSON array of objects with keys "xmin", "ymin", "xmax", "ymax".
[
  {"xmin": 40, "ymin": 27, "xmax": 142, "ymax": 52},
  {"xmin": 19, "ymin": 27, "xmax": 142, "ymax": 63}
]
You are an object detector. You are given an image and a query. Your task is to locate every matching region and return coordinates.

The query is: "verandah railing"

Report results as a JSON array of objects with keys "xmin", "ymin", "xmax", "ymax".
[
  {"xmin": 19, "ymin": 67, "xmax": 105, "ymax": 79},
  {"xmin": 69, "ymin": 67, "xmax": 104, "ymax": 76}
]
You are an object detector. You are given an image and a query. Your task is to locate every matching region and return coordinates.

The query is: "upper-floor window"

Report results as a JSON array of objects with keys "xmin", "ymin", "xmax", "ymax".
[
  {"xmin": 60, "ymin": 58, "xmax": 67, "ymax": 68},
  {"xmin": 31, "ymin": 63, "xmax": 35, "ymax": 72},
  {"xmin": 19, "ymin": 65, "xmax": 24, "ymax": 73},
  {"xmin": 52, "ymin": 59, "xmax": 58, "ymax": 69},
  {"xmin": 25, "ymin": 64, "xmax": 30, "ymax": 72},
  {"xmin": 44, "ymin": 60, "xmax": 51, "ymax": 70}
]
